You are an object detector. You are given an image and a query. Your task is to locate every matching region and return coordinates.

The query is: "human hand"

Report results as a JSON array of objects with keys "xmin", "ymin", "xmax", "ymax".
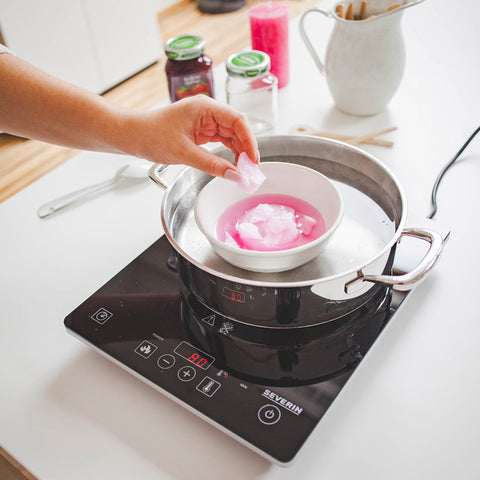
[
  {"xmin": 0, "ymin": 53, "xmax": 257, "ymax": 180},
  {"xmin": 128, "ymin": 95, "xmax": 259, "ymax": 179}
]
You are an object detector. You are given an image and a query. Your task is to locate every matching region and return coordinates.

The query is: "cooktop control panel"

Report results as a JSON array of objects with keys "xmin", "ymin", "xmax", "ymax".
[{"xmin": 66, "ymin": 296, "xmax": 350, "ymax": 464}]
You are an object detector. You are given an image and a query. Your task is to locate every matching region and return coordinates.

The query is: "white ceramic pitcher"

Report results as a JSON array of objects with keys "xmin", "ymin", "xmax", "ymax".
[{"xmin": 299, "ymin": 0, "xmax": 424, "ymax": 116}]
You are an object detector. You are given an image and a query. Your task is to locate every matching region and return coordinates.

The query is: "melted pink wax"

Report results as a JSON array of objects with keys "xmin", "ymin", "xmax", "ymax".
[{"xmin": 216, "ymin": 194, "xmax": 326, "ymax": 252}]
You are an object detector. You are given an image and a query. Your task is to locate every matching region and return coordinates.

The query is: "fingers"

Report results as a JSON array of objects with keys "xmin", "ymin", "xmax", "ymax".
[
  {"xmin": 131, "ymin": 96, "xmax": 259, "ymax": 178},
  {"xmin": 181, "ymin": 142, "xmax": 239, "ymax": 178},
  {"xmin": 208, "ymin": 100, "xmax": 259, "ymax": 164},
  {"xmin": 181, "ymin": 96, "xmax": 258, "ymax": 164}
]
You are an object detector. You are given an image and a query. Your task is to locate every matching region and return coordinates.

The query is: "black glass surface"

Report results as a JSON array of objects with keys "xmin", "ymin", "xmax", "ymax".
[{"xmin": 64, "ymin": 236, "xmax": 407, "ymax": 464}]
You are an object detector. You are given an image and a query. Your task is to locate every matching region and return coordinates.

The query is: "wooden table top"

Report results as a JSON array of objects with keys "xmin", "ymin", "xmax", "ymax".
[{"xmin": 0, "ymin": 0, "xmax": 319, "ymax": 205}]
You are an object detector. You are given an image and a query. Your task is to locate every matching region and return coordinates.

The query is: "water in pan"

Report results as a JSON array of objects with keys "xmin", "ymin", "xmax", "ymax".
[{"xmin": 173, "ymin": 178, "xmax": 395, "ymax": 284}]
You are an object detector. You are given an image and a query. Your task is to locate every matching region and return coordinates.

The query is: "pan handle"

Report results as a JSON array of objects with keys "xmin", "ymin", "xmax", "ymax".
[
  {"xmin": 345, "ymin": 228, "xmax": 446, "ymax": 294},
  {"xmin": 148, "ymin": 163, "xmax": 170, "ymax": 190}
]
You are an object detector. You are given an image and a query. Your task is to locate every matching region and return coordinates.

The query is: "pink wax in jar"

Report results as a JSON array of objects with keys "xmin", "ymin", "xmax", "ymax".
[
  {"xmin": 216, "ymin": 194, "xmax": 326, "ymax": 252},
  {"xmin": 249, "ymin": 2, "xmax": 289, "ymax": 88}
]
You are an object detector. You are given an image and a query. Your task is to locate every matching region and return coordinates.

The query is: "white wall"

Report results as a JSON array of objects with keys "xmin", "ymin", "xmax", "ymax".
[{"xmin": 0, "ymin": 0, "xmax": 162, "ymax": 93}]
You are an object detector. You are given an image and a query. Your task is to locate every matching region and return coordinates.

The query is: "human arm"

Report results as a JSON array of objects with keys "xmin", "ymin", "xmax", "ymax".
[{"xmin": 0, "ymin": 51, "xmax": 258, "ymax": 178}]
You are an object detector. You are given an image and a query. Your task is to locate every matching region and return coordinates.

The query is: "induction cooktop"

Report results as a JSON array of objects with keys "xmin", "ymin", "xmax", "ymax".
[{"xmin": 65, "ymin": 235, "xmax": 410, "ymax": 465}]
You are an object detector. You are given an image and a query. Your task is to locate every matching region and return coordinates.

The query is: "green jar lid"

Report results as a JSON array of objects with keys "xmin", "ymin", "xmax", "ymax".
[
  {"xmin": 165, "ymin": 35, "xmax": 205, "ymax": 60},
  {"xmin": 226, "ymin": 50, "xmax": 271, "ymax": 78}
]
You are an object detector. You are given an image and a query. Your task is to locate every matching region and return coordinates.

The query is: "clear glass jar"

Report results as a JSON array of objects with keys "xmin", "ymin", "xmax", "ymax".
[
  {"xmin": 226, "ymin": 50, "xmax": 278, "ymax": 135},
  {"xmin": 164, "ymin": 35, "xmax": 215, "ymax": 102}
]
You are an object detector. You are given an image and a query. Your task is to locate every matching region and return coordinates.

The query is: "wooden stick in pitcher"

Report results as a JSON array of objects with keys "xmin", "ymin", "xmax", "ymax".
[
  {"xmin": 346, "ymin": 3, "xmax": 354, "ymax": 20},
  {"xmin": 360, "ymin": 1, "xmax": 367, "ymax": 20},
  {"xmin": 387, "ymin": 3, "xmax": 401, "ymax": 11},
  {"xmin": 335, "ymin": 4, "xmax": 345, "ymax": 18}
]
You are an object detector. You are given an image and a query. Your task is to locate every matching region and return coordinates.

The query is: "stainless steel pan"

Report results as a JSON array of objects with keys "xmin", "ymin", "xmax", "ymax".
[{"xmin": 149, "ymin": 135, "xmax": 445, "ymax": 326}]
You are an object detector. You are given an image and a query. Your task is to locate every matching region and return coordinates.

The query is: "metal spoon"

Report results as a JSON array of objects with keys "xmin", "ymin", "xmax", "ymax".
[{"xmin": 37, "ymin": 162, "xmax": 150, "ymax": 218}]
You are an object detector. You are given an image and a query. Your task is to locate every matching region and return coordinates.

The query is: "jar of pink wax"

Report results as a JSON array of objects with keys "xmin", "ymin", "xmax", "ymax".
[{"xmin": 249, "ymin": 2, "xmax": 289, "ymax": 88}]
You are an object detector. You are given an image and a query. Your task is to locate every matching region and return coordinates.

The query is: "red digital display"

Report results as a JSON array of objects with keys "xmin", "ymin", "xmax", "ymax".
[
  {"xmin": 222, "ymin": 287, "xmax": 245, "ymax": 303},
  {"xmin": 174, "ymin": 341, "xmax": 214, "ymax": 370},
  {"xmin": 187, "ymin": 352, "xmax": 209, "ymax": 368}
]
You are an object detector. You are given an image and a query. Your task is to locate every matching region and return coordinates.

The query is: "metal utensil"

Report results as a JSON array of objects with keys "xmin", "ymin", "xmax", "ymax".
[{"xmin": 37, "ymin": 162, "xmax": 150, "ymax": 218}]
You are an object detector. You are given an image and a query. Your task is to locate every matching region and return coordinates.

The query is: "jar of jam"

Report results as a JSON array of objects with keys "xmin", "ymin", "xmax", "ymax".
[{"xmin": 164, "ymin": 35, "xmax": 215, "ymax": 102}]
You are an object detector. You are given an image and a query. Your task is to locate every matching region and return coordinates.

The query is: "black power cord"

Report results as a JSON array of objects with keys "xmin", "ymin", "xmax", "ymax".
[{"xmin": 428, "ymin": 125, "xmax": 480, "ymax": 219}]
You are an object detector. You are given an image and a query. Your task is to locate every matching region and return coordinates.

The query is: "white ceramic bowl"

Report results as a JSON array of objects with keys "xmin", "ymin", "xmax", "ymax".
[{"xmin": 194, "ymin": 162, "xmax": 343, "ymax": 273}]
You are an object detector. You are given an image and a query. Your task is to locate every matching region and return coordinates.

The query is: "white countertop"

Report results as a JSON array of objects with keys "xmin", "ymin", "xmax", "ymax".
[{"xmin": 1, "ymin": 1, "xmax": 480, "ymax": 479}]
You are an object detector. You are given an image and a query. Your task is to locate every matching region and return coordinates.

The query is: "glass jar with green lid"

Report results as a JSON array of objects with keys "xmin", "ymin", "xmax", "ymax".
[
  {"xmin": 225, "ymin": 50, "xmax": 278, "ymax": 135},
  {"xmin": 164, "ymin": 34, "xmax": 215, "ymax": 102}
]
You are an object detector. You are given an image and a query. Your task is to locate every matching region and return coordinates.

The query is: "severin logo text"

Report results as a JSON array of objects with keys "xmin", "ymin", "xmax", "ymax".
[{"xmin": 262, "ymin": 389, "xmax": 303, "ymax": 416}]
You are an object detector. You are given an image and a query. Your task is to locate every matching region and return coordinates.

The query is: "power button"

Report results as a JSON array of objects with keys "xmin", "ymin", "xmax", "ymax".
[{"xmin": 257, "ymin": 404, "xmax": 281, "ymax": 425}]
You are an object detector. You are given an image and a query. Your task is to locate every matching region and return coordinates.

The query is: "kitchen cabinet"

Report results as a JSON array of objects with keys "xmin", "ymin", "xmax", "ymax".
[{"xmin": 0, "ymin": 0, "xmax": 161, "ymax": 93}]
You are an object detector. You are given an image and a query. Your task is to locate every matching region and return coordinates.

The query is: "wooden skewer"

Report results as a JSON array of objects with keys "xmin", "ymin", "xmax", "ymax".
[
  {"xmin": 341, "ymin": 1, "xmax": 401, "ymax": 22},
  {"xmin": 360, "ymin": 1, "xmax": 367, "ymax": 20},
  {"xmin": 289, "ymin": 125, "xmax": 396, "ymax": 148},
  {"xmin": 335, "ymin": 4, "xmax": 345, "ymax": 19},
  {"xmin": 387, "ymin": 3, "xmax": 401, "ymax": 11},
  {"xmin": 344, "ymin": 126, "xmax": 398, "ymax": 145},
  {"xmin": 346, "ymin": 2, "xmax": 354, "ymax": 20}
]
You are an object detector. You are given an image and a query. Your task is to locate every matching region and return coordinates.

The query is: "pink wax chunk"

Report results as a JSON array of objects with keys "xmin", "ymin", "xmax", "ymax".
[
  {"xmin": 224, "ymin": 231, "xmax": 240, "ymax": 247},
  {"xmin": 217, "ymin": 194, "xmax": 325, "ymax": 252},
  {"xmin": 296, "ymin": 214, "xmax": 317, "ymax": 236},
  {"xmin": 237, "ymin": 204, "xmax": 301, "ymax": 250},
  {"xmin": 236, "ymin": 152, "xmax": 265, "ymax": 194}
]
